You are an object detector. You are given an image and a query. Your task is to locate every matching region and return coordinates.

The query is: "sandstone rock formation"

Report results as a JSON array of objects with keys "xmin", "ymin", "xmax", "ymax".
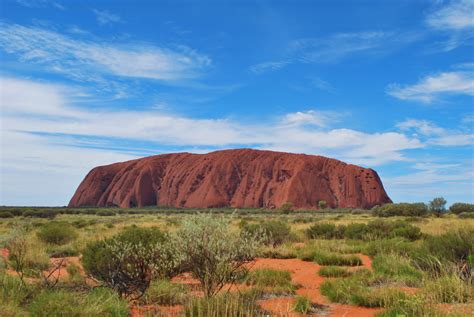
[{"xmin": 68, "ymin": 149, "xmax": 392, "ymax": 209}]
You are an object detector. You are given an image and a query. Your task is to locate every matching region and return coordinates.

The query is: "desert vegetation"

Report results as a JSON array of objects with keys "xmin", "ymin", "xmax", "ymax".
[{"xmin": 0, "ymin": 203, "xmax": 472, "ymax": 316}]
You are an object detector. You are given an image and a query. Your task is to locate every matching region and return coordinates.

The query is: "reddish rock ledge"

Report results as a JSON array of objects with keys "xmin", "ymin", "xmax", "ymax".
[{"xmin": 68, "ymin": 149, "xmax": 392, "ymax": 209}]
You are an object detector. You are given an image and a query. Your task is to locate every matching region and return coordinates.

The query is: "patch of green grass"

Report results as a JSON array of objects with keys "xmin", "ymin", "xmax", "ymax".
[
  {"xmin": 293, "ymin": 295, "xmax": 311, "ymax": 314},
  {"xmin": 139, "ymin": 279, "xmax": 189, "ymax": 305},
  {"xmin": 27, "ymin": 288, "xmax": 129, "ymax": 316},
  {"xmin": 184, "ymin": 290, "xmax": 263, "ymax": 317},
  {"xmin": 320, "ymin": 270, "xmax": 405, "ymax": 308},
  {"xmin": 372, "ymin": 254, "xmax": 424, "ymax": 287},
  {"xmin": 312, "ymin": 251, "xmax": 362, "ymax": 266},
  {"xmin": 245, "ymin": 269, "xmax": 296, "ymax": 295},
  {"xmin": 422, "ymin": 274, "xmax": 473, "ymax": 303},
  {"xmin": 318, "ymin": 266, "xmax": 352, "ymax": 277}
]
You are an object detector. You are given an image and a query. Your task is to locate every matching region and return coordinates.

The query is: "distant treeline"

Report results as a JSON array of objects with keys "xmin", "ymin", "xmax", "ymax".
[{"xmin": 0, "ymin": 201, "xmax": 472, "ymax": 219}]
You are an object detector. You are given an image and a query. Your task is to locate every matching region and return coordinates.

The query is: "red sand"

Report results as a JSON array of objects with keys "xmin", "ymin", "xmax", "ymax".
[{"xmin": 69, "ymin": 148, "xmax": 391, "ymax": 209}]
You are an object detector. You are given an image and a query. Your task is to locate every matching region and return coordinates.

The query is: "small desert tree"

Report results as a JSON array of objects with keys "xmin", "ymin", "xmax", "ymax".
[
  {"xmin": 83, "ymin": 227, "xmax": 181, "ymax": 299},
  {"xmin": 280, "ymin": 202, "xmax": 294, "ymax": 213},
  {"xmin": 429, "ymin": 197, "xmax": 447, "ymax": 218},
  {"xmin": 177, "ymin": 214, "xmax": 264, "ymax": 297},
  {"xmin": 4, "ymin": 227, "xmax": 28, "ymax": 285}
]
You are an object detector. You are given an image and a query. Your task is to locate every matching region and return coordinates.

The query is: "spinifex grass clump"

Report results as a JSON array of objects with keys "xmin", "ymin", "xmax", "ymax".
[
  {"xmin": 312, "ymin": 250, "xmax": 362, "ymax": 266},
  {"xmin": 245, "ymin": 268, "xmax": 296, "ymax": 295},
  {"xmin": 139, "ymin": 280, "xmax": 189, "ymax": 305},
  {"xmin": 372, "ymin": 254, "xmax": 424, "ymax": 287},
  {"xmin": 184, "ymin": 291, "xmax": 264, "ymax": 317},
  {"xmin": 293, "ymin": 295, "xmax": 312, "ymax": 314},
  {"xmin": 241, "ymin": 220, "xmax": 292, "ymax": 247},
  {"xmin": 320, "ymin": 270, "xmax": 406, "ymax": 308},
  {"xmin": 319, "ymin": 266, "xmax": 352, "ymax": 278}
]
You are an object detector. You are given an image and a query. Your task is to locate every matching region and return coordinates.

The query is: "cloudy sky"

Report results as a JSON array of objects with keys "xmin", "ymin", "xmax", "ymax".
[{"xmin": 0, "ymin": 0, "xmax": 473, "ymax": 206}]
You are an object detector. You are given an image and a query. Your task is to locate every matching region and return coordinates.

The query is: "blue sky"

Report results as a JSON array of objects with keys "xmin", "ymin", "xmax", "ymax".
[{"xmin": 0, "ymin": 0, "xmax": 473, "ymax": 206}]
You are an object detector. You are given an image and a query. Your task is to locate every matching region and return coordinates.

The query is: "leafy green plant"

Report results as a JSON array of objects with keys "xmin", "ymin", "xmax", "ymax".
[
  {"xmin": 372, "ymin": 254, "xmax": 423, "ymax": 286},
  {"xmin": 449, "ymin": 202, "xmax": 474, "ymax": 214},
  {"xmin": 82, "ymin": 227, "xmax": 181, "ymax": 298},
  {"xmin": 184, "ymin": 291, "xmax": 263, "ymax": 317},
  {"xmin": 177, "ymin": 214, "xmax": 264, "ymax": 297},
  {"xmin": 37, "ymin": 222, "xmax": 78, "ymax": 245},
  {"xmin": 241, "ymin": 220, "xmax": 291, "ymax": 247}
]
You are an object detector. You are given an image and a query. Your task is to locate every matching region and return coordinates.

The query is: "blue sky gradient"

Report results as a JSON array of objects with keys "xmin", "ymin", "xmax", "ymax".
[{"xmin": 0, "ymin": 0, "xmax": 473, "ymax": 206}]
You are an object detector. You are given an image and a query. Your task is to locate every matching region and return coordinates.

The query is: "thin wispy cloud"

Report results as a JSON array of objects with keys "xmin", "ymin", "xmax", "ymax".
[
  {"xmin": 92, "ymin": 9, "xmax": 121, "ymax": 26},
  {"xmin": 2, "ymin": 76, "xmax": 423, "ymax": 170},
  {"xmin": 425, "ymin": 0, "xmax": 474, "ymax": 51},
  {"xmin": 397, "ymin": 119, "xmax": 474, "ymax": 146},
  {"xmin": 250, "ymin": 31, "xmax": 420, "ymax": 74},
  {"xmin": 387, "ymin": 70, "xmax": 474, "ymax": 103},
  {"xmin": 0, "ymin": 23, "xmax": 211, "ymax": 83},
  {"xmin": 15, "ymin": 0, "xmax": 65, "ymax": 10}
]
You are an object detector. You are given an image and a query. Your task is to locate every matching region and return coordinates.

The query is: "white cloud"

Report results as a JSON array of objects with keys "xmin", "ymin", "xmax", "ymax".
[
  {"xmin": 397, "ymin": 119, "xmax": 446, "ymax": 136},
  {"xmin": 426, "ymin": 0, "xmax": 474, "ymax": 30},
  {"xmin": 282, "ymin": 110, "xmax": 338, "ymax": 128},
  {"xmin": 250, "ymin": 31, "xmax": 420, "ymax": 73},
  {"xmin": 397, "ymin": 118, "xmax": 474, "ymax": 146},
  {"xmin": 93, "ymin": 9, "xmax": 121, "ymax": 25},
  {"xmin": 0, "ymin": 23, "xmax": 211, "ymax": 82},
  {"xmin": 387, "ymin": 71, "xmax": 474, "ymax": 103}
]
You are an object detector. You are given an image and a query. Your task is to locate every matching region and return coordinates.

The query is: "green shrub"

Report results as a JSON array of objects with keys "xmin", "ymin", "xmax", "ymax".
[
  {"xmin": 280, "ymin": 202, "xmax": 294, "ymax": 213},
  {"xmin": 372, "ymin": 203, "xmax": 428, "ymax": 217},
  {"xmin": 37, "ymin": 222, "xmax": 78, "ymax": 245},
  {"xmin": 46, "ymin": 245, "xmax": 79, "ymax": 258},
  {"xmin": 0, "ymin": 212, "xmax": 14, "ymax": 218},
  {"xmin": 449, "ymin": 202, "xmax": 474, "ymax": 214},
  {"xmin": 344, "ymin": 223, "xmax": 368, "ymax": 239},
  {"xmin": 23, "ymin": 210, "xmax": 58, "ymax": 218},
  {"xmin": 0, "ymin": 273, "xmax": 30, "ymax": 308},
  {"xmin": 313, "ymin": 251, "xmax": 362, "ymax": 266},
  {"xmin": 458, "ymin": 212, "xmax": 474, "ymax": 218},
  {"xmin": 293, "ymin": 295, "xmax": 311, "ymax": 314},
  {"xmin": 423, "ymin": 228, "xmax": 474, "ymax": 265},
  {"xmin": 242, "ymin": 220, "xmax": 291, "ymax": 247},
  {"xmin": 245, "ymin": 269, "xmax": 295, "ymax": 295},
  {"xmin": 139, "ymin": 279, "xmax": 189, "ymax": 305},
  {"xmin": 97, "ymin": 210, "xmax": 116, "ymax": 216},
  {"xmin": 364, "ymin": 238, "xmax": 415, "ymax": 257},
  {"xmin": 83, "ymin": 227, "xmax": 181, "ymax": 298},
  {"xmin": 306, "ymin": 223, "xmax": 342, "ymax": 239},
  {"xmin": 319, "ymin": 266, "xmax": 352, "ymax": 277},
  {"xmin": 177, "ymin": 214, "xmax": 264, "ymax": 297}
]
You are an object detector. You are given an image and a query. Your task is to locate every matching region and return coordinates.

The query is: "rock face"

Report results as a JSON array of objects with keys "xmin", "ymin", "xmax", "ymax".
[{"xmin": 68, "ymin": 149, "xmax": 392, "ymax": 209}]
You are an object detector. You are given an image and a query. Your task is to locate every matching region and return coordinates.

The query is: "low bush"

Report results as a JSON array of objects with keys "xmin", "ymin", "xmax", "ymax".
[
  {"xmin": 241, "ymin": 220, "xmax": 291, "ymax": 247},
  {"xmin": 139, "ymin": 280, "xmax": 189, "ymax": 305},
  {"xmin": 96, "ymin": 210, "xmax": 116, "ymax": 216},
  {"xmin": 46, "ymin": 245, "xmax": 79, "ymax": 258},
  {"xmin": 319, "ymin": 266, "xmax": 352, "ymax": 278},
  {"xmin": 364, "ymin": 238, "xmax": 415, "ymax": 257},
  {"xmin": 423, "ymin": 228, "xmax": 474, "ymax": 265},
  {"xmin": 245, "ymin": 269, "xmax": 295, "ymax": 295},
  {"xmin": 372, "ymin": 203, "xmax": 428, "ymax": 217},
  {"xmin": 178, "ymin": 214, "xmax": 264, "ymax": 297},
  {"xmin": 458, "ymin": 212, "xmax": 474, "ymax": 218},
  {"xmin": 313, "ymin": 251, "xmax": 362, "ymax": 266},
  {"xmin": 306, "ymin": 223, "xmax": 343, "ymax": 239},
  {"xmin": 0, "ymin": 212, "xmax": 14, "ymax": 218},
  {"xmin": 305, "ymin": 220, "xmax": 421, "ymax": 241},
  {"xmin": 293, "ymin": 295, "xmax": 312, "ymax": 314},
  {"xmin": 23, "ymin": 210, "xmax": 58, "ymax": 218},
  {"xmin": 83, "ymin": 227, "xmax": 181, "ymax": 298},
  {"xmin": 37, "ymin": 222, "xmax": 78, "ymax": 245},
  {"xmin": 449, "ymin": 202, "xmax": 474, "ymax": 214}
]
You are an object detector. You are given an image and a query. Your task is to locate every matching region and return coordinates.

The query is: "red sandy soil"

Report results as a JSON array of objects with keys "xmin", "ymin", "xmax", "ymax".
[
  {"xmin": 253, "ymin": 257, "xmax": 382, "ymax": 317},
  {"xmin": 69, "ymin": 148, "xmax": 391, "ymax": 209}
]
